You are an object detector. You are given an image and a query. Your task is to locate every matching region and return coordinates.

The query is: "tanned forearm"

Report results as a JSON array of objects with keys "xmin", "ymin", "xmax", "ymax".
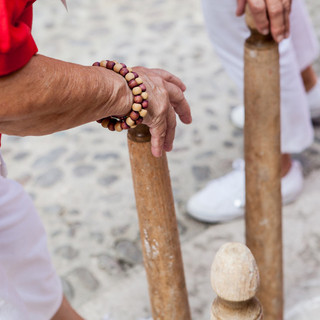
[{"xmin": 0, "ymin": 54, "xmax": 132, "ymax": 136}]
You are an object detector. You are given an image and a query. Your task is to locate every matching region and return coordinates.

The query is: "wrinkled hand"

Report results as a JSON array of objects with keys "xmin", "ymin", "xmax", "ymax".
[
  {"xmin": 236, "ymin": 0, "xmax": 292, "ymax": 42},
  {"xmin": 132, "ymin": 67, "xmax": 192, "ymax": 158}
]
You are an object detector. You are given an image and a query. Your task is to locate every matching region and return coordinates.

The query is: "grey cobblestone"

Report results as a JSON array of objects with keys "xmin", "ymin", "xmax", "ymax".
[{"xmin": 2, "ymin": 0, "xmax": 320, "ymax": 319}]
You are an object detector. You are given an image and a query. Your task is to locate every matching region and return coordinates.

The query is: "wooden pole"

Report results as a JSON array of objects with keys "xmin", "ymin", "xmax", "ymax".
[
  {"xmin": 244, "ymin": 7, "xmax": 283, "ymax": 320},
  {"xmin": 211, "ymin": 242, "xmax": 263, "ymax": 320},
  {"xmin": 127, "ymin": 124, "xmax": 191, "ymax": 320}
]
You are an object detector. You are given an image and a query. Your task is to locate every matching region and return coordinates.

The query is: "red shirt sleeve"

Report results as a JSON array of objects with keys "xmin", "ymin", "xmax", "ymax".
[{"xmin": 0, "ymin": 0, "xmax": 37, "ymax": 76}]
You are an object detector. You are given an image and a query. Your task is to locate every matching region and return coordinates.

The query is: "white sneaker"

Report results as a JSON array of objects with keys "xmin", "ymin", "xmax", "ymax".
[
  {"xmin": 230, "ymin": 82, "xmax": 320, "ymax": 129},
  {"xmin": 187, "ymin": 159, "xmax": 303, "ymax": 223},
  {"xmin": 230, "ymin": 104, "xmax": 245, "ymax": 129},
  {"xmin": 308, "ymin": 81, "xmax": 320, "ymax": 118}
]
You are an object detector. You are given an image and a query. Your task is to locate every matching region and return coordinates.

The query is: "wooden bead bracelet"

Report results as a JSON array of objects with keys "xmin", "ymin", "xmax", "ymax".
[{"xmin": 93, "ymin": 60, "xmax": 148, "ymax": 132}]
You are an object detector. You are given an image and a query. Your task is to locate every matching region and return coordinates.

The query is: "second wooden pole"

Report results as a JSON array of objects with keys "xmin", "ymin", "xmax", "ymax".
[{"xmin": 244, "ymin": 9, "xmax": 283, "ymax": 320}]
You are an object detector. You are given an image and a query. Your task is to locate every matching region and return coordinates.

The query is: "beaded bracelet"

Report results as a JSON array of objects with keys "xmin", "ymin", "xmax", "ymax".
[{"xmin": 93, "ymin": 60, "xmax": 148, "ymax": 132}]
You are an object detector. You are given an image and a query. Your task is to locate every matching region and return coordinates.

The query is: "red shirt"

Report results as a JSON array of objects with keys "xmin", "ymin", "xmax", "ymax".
[
  {"xmin": 0, "ymin": 0, "xmax": 37, "ymax": 76},
  {"xmin": 0, "ymin": 0, "xmax": 37, "ymax": 145}
]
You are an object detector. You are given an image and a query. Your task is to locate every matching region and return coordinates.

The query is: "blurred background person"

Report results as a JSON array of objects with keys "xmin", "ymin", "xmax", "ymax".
[{"xmin": 187, "ymin": 0, "xmax": 320, "ymax": 223}]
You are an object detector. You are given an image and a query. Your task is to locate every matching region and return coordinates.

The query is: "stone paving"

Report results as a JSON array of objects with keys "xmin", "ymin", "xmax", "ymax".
[{"xmin": 2, "ymin": 0, "xmax": 320, "ymax": 319}]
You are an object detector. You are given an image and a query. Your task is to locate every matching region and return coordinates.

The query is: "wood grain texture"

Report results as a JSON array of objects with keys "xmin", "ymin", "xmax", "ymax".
[
  {"xmin": 244, "ymin": 8, "xmax": 283, "ymax": 320},
  {"xmin": 127, "ymin": 124, "xmax": 191, "ymax": 320},
  {"xmin": 211, "ymin": 243, "xmax": 263, "ymax": 320}
]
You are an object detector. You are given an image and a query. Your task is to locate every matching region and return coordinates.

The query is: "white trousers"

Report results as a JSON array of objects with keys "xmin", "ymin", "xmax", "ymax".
[
  {"xmin": 202, "ymin": 0, "xmax": 319, "ymax": 153},
  {"xmin": 0, "ymin": 153, "xmax": 62, "ymax": 320}
]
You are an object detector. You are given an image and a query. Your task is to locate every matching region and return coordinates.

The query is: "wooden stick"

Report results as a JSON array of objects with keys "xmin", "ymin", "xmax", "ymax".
[
  {"xmin": 244, "ymin": 7, "xmax": 283, "ymax": 320},
  {"xmin": 211, "ymin": 242, "xmax": 263, "ymax": 320},
  {"xmin": 127, "ymin": 124, "xmax": 191, "ymax": 320}
]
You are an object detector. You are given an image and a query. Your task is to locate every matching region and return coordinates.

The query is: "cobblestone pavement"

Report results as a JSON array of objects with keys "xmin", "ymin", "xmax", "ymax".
[{"xmin": 2, "ymin": 0, "xmax": 320, "ymax": 319}]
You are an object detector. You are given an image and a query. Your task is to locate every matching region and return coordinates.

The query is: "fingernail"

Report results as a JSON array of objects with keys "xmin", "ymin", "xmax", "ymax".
[
  {"xmin": 165, "ymin": 145, "xmax": 173, "ymax": 152},
  {"xmin": 277, "ymin": 35, "xmax": 284, "ymax": 43},
  {"xmin": 262, "ymin": 29, "xmax": 269, "ymax": 35}
]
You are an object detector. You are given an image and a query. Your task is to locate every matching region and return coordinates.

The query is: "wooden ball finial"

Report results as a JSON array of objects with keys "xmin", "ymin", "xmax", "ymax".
[
  {"xmin": 211, "ymin": 243, "xmax": 263, "ymax": 320},
  {"xmin": 211, "ymin": 242, "xmax": 259, "ymax": 301}
]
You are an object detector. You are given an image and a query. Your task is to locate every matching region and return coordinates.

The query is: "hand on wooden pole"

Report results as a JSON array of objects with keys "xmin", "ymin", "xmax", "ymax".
[
  {"xmin": 132, "ymin": 67, "xmax": 192, "ymax": 157},
  {"xmin": 236, "ymin": 0, "xmax": 292, "ymax": 42}
]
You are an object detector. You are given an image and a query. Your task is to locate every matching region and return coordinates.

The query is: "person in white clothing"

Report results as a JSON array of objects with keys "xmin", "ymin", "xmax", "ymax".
[
  {"xmin": 0, "ymin": 159, "xmax": 62, "ymax": 320},
  {"xmin": 187, "ymin": 0, "xmax": 320, "ymax": 223}
]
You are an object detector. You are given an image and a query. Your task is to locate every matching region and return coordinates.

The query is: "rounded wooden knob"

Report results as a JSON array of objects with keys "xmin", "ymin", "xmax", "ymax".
[{"xmin": 211, "ymin": 242, "xmax": 260, "ymax": 302}]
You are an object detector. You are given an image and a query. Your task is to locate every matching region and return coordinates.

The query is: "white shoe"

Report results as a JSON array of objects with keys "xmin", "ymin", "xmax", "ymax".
[
  {"xmin": 187, "ymin": 159, "xmax": 303, "ymax": 223},
  {"xmin": 230, "ymin": 82, "xmax": 320, "ymax": 129},
  {"xmin": 230, "ymin": 104, "xmax": 245, "ymax": 129},
  {"xmin": 308, "ymin": 81, "xmax": 320, "ymax": 118}
]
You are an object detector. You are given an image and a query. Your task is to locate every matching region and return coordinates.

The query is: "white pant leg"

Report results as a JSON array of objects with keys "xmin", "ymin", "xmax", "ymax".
[
  {"xmin": 0, "ymin": 267, "xmax": 28, "ymax": 320},
  {"xmin": 0, "ymin": 152, "xmax": 63, "ymax": 320},
  {"xmin": 290, "ymin": 0, "xmax": 319, "ymax": 71},
  {"xmin": 201, "ymin": 0, "xmax": 314, "ymax": 154}
]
